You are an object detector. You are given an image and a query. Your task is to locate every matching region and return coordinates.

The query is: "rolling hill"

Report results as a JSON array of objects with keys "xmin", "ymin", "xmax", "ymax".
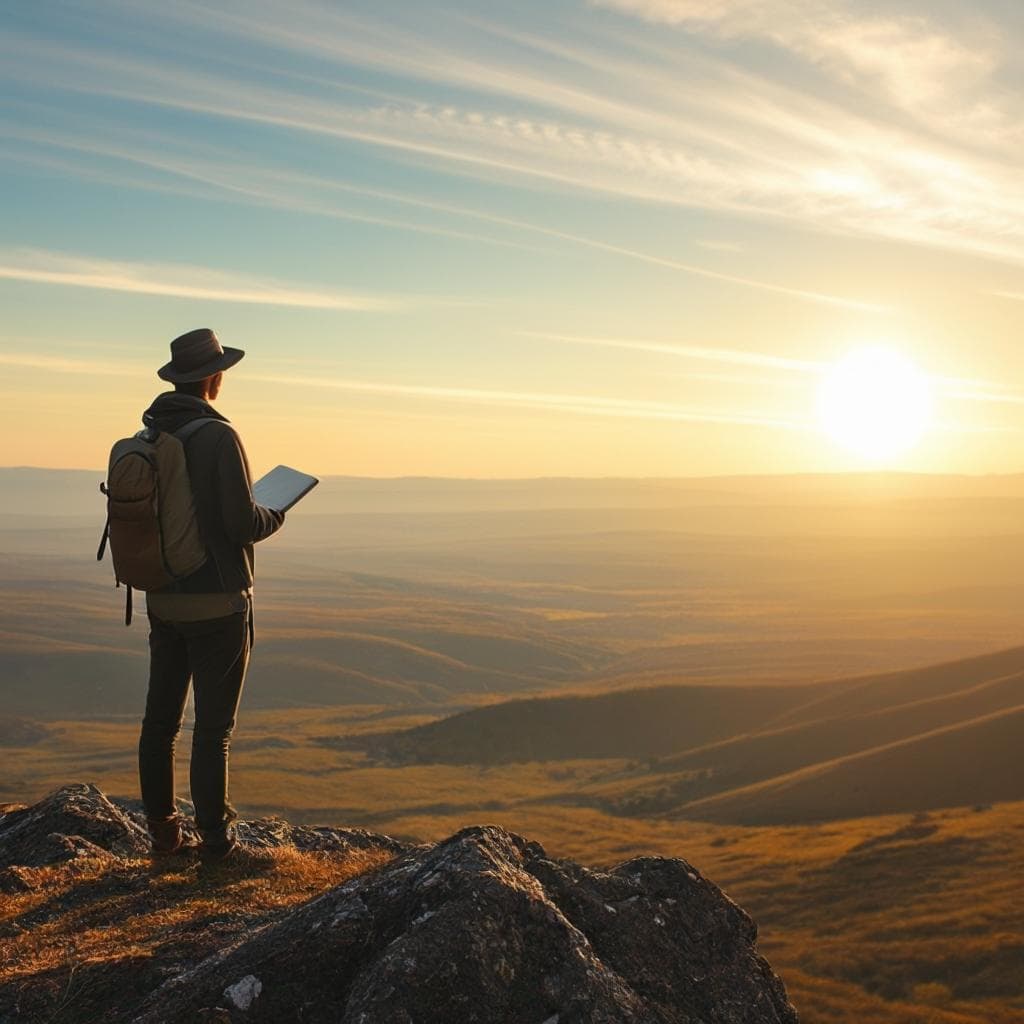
[
  {"xmin": 363, "ymin": 683, "xmax": 815, "ymax": 763},
  {"xmin": 769, "ymin": 645, "xmax": 1024, "ymax": 725},
  {"xmin": 678, "ymin": 703, "xmax": 1024, "ymax": 824},
  {"xmin": 583, "ymin": 662, "xmax": 1024, "ymax": 816},
  {"xmin": 366, "ymin": 646, "xmax": 1024, "ymax": 824}
]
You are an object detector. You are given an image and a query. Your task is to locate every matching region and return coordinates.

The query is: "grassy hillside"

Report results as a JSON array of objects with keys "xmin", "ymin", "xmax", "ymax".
[
  {"xmin": 585, "ymin": 664, "xmax": 1024, "ymax": 816},
  {"xmin": 682, "ymin": 704, "xmax": 1024, "ymax": 824},
  {"xmin": 771, "ymin": 646, "xmax": 1024, "ymax": 725},
  {"xmin": 365, "ymin": 647, "xmax": 1024, "ymax": 825},
  {"xmin": 362, "ymin": 683, "xmax": 813, "ymax": 763}
]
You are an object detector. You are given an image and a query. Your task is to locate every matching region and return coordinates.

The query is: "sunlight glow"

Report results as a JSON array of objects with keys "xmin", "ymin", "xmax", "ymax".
[{"xmin": 817, "ymin": 347, "xmax": 933, "ymax": 461}]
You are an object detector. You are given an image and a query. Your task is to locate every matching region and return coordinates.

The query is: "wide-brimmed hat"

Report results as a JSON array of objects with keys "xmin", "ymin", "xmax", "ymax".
[{"xmin": 157, "ymin": 328, "xmax": 245, "ymax": 383}]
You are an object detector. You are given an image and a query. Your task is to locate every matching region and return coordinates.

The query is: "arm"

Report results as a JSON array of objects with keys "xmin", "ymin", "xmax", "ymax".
[{"xmin": 215, "ymin": 428, "xmax": 285, "ymax": 545}]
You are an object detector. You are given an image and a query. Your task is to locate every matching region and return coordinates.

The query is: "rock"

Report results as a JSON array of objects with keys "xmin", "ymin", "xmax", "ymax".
[
  {"xmin": 224, "ymin": 975, "xmax": 263, "ymax": 1011},
  {"xmin": 235, "ymin": 816, "xmax": 408, "ymax": 857},
  {"xmin": 131, "ymin": 824, "xmax": 799, "ymax": 1024},
  {"xmin": 0, "ymin": 783, "xmax": 150, "ymax": 868},
  {"xmin": 0, "ymin": 785, "xmax": 408, "ymax": 868}
]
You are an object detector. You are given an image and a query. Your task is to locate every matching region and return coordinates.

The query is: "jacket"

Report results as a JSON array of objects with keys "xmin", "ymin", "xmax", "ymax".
[{"xmin": 140, "ymin": 393, "xmax": 284, "ymax": 600}]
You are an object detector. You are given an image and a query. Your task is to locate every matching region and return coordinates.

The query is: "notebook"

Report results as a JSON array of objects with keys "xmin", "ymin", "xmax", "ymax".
[{"xmin": 252, "ymin": 465, "xmax": 319, "ymax": 513}]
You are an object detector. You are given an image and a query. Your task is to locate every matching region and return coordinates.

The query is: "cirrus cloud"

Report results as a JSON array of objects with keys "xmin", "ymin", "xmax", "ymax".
[{"xmin": 0, "ymin": 248, "xmax": 396, "ymax": 311}]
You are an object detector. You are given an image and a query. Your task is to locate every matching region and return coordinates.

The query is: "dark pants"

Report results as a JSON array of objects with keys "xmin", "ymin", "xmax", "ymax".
[{"xmin": 139, "ymin": 607, "xmax": 250, "ymax": 842}]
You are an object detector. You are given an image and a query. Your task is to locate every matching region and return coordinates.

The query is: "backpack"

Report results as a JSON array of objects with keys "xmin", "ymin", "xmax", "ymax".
[{"xmin": 97, "ymin": 417, "xmax": 218, "ymax": 624}]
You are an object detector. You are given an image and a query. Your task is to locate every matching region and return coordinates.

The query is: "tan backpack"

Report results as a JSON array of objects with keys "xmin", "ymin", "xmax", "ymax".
[{"xmin": 97, "ymin": 417, "xmax": 217, "ymax": 623}]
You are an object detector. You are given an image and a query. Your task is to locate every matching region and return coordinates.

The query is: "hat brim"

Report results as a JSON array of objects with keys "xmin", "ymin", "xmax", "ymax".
[{"xmin": 157, "ymin": 347, "xmax": 245, "ymax": 383}]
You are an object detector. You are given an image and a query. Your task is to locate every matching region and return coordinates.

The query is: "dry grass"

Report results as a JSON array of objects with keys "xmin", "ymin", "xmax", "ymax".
[
  {"xmin": 779, "ymin": 968, "xmax": 1022, "ymax": 1024},
  {"xmin": 0, "ymin": 845, "xmax": 393, "ymax": 1023}
]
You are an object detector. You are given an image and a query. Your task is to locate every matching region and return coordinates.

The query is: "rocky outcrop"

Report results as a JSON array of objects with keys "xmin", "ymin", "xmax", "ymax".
[
  {"xmin": 0, "ymin": 783, "xmax": 151, "ymax": 870},
  {"xmin": 0, "ymin": 785, "xmax": 798, "ymax": 1024},
  {"xmin": 0, "ymin": 783, "xmax": 406, "ymax": 875}
]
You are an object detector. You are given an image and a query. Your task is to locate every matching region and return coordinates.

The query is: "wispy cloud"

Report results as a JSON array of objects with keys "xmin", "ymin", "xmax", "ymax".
[
  {"xmin": 0, "ymin": 344, "xmax": 806, "ymax": 426},
  {"xmin": 0, "ymin": 249, "xmax": 394, "ymax": 311},
  {"xmin": 6, "ymin": 341, "xmax": 1004, "ymax": 423},
  {"xmin": 0, "ymin": 123, "xmax": 551, "ymax": 255},
  {"xmin": 1, "ymin": 123, "xmax": 880, "ymax": 311},
  {"xmin": 145, "ymin": 4, "xmax": 1024, "ymax": 265},
  {"xmin": 2, "ymin": 0, "xmax": 1022, "ymax": 316},
  {"xmin": 591, "ymin": 1, "xmax": 1005, "ymax": 120},
  {"xmin": 3, "ymin": 4, "xmax": 1021, "ymax": 278},
  {"xmin": 0, "ymin": 352, "xmax": 143, "ymax": 377},
  {"xmin": 519, "ymin": 331, "xmax": 821, "ymax": 372},
  {"xmin": 942, "ymin": 386, "xmax": 1024, "ymax": 407},
  {"xmin": 247, "ymin": 371, "xmax": 809, "ymax": 430},
  {"xmin": 523, "ymin": 330, "xmax": 1021, "ymax": 411}
]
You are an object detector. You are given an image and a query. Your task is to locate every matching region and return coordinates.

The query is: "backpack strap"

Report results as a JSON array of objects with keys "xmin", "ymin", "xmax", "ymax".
[
  {"xmin": 169, "ymin": 414, "xmax": 231, "ymax": 595},
  {"xmin": 173, "ymin": 416, "xmax": 221, "ymax": 444},
  {"xmin": 96, "ymin": 482, "xmax": 111, "ymax": 562},
  {"xmin": 96, "ymin": 520, "xmax": 110, "ymax": 562}
]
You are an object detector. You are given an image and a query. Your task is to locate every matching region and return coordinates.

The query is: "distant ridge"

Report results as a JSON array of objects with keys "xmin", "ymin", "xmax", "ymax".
[
  {"xmin": 367, "ymin": 646, "xmax": 1024, "ymax": 824},
  {"xmin": 363, "ymin": 683, "xmax": 812, "ymax": 764},
  {"xmin": 680, "ymin": 703, "xmax": 1024, "ymax": 824},
  {"xmin": 586, "ymin": 663, "xmax": 1024, "ymax": 817},
  {"xmin": 8, "ymin": 465, "xmax": 1024, "ymax": 518},
  {"xmin": 770, "ymin": 645, "xmax": 1024, "ymax": 726}
]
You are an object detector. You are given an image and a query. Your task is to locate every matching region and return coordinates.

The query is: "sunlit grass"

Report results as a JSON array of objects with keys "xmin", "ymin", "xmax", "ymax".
[{"xmin": 0, "ymin": 845, "xmax": 393, "ymax": 1021}]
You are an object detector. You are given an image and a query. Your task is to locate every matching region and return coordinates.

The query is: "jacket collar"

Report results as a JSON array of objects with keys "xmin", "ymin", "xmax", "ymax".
[{"xmin": 142, "ymin": 392, "xmax": 231, "ymax": 433}]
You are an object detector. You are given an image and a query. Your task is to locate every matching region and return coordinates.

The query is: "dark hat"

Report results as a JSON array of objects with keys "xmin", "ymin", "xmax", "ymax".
[{"xmin": 157, "ymin": 328, "xmax": 245, "ymax": 383}]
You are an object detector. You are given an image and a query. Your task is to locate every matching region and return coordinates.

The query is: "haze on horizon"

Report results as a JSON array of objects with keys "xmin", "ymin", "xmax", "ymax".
[{"xmin": 3, "ymin": 0, "xmax": 1024, "ymax": 478}]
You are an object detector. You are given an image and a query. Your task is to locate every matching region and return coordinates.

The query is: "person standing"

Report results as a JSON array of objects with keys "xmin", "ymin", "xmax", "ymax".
[{"xmin": 137, "ymin": 328, "xmax": 284, "ymax": 862}]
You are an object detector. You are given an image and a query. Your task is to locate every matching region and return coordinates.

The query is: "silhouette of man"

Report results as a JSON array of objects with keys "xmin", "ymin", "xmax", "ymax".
[{"xmin": 138, "ymin": 328, "xmax": 284, "ymax": 862}]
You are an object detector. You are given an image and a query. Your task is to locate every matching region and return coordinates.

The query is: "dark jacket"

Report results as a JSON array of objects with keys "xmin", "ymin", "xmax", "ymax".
[{"xmin": 141, "ymin": 393, "xmax": 283, "ymax": 596}]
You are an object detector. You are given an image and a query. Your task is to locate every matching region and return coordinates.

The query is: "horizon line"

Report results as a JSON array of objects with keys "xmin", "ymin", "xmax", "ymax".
[{"xmin": 3, "ymin": 465, "xmax": 1023, "ymax": 482}]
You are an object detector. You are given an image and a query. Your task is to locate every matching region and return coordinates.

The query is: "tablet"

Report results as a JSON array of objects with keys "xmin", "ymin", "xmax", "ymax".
[{"xmin": 252, "ymin": 465, "xmax": 319, "ymax": 513}]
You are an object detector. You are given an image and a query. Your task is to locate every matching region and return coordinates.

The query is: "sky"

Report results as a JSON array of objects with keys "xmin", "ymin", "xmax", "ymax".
[{"xmin": 2, "ymin": 0, "xmax": 1024, "ymax": 478}]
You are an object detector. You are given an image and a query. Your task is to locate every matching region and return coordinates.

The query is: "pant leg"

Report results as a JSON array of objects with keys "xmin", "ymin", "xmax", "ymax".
[
  {"xmin": 182, "ymin": 609, "xmax": 250, "ymax": 838},
  {"xmin": 139, "ymin": 612, "xmax": 192, "ymax": 820}
]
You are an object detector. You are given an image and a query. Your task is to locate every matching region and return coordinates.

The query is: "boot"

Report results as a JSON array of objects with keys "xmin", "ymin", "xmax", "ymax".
[
  {"xmin": 199, "ymin": 830, "xmax": 274, "ymax": 869},
  {"xmin": 147, "ymin": 814, "xmax": 196, "ymax": 856}
]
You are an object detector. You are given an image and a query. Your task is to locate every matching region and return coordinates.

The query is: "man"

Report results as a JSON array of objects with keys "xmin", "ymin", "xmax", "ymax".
[{"xmin": 138, "ymin": 328, "xmax": 284, "ymax": 863}]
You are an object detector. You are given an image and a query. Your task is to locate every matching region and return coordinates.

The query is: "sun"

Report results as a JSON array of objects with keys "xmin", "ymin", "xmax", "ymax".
[{"xmin": 816, "ymin": 346, "xmax": 933, "ymax": 461}]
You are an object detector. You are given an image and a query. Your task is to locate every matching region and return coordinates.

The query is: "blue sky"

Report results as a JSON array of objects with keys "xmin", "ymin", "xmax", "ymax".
[{"xmin": 2, "ymin": 0, "xmax": 1023, "ymax": 476}]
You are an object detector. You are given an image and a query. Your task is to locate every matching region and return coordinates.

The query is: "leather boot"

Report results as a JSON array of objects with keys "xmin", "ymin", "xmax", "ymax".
[{"xmin": 147, "ymin": 814, "xmax": 194, "ymax": 856}]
